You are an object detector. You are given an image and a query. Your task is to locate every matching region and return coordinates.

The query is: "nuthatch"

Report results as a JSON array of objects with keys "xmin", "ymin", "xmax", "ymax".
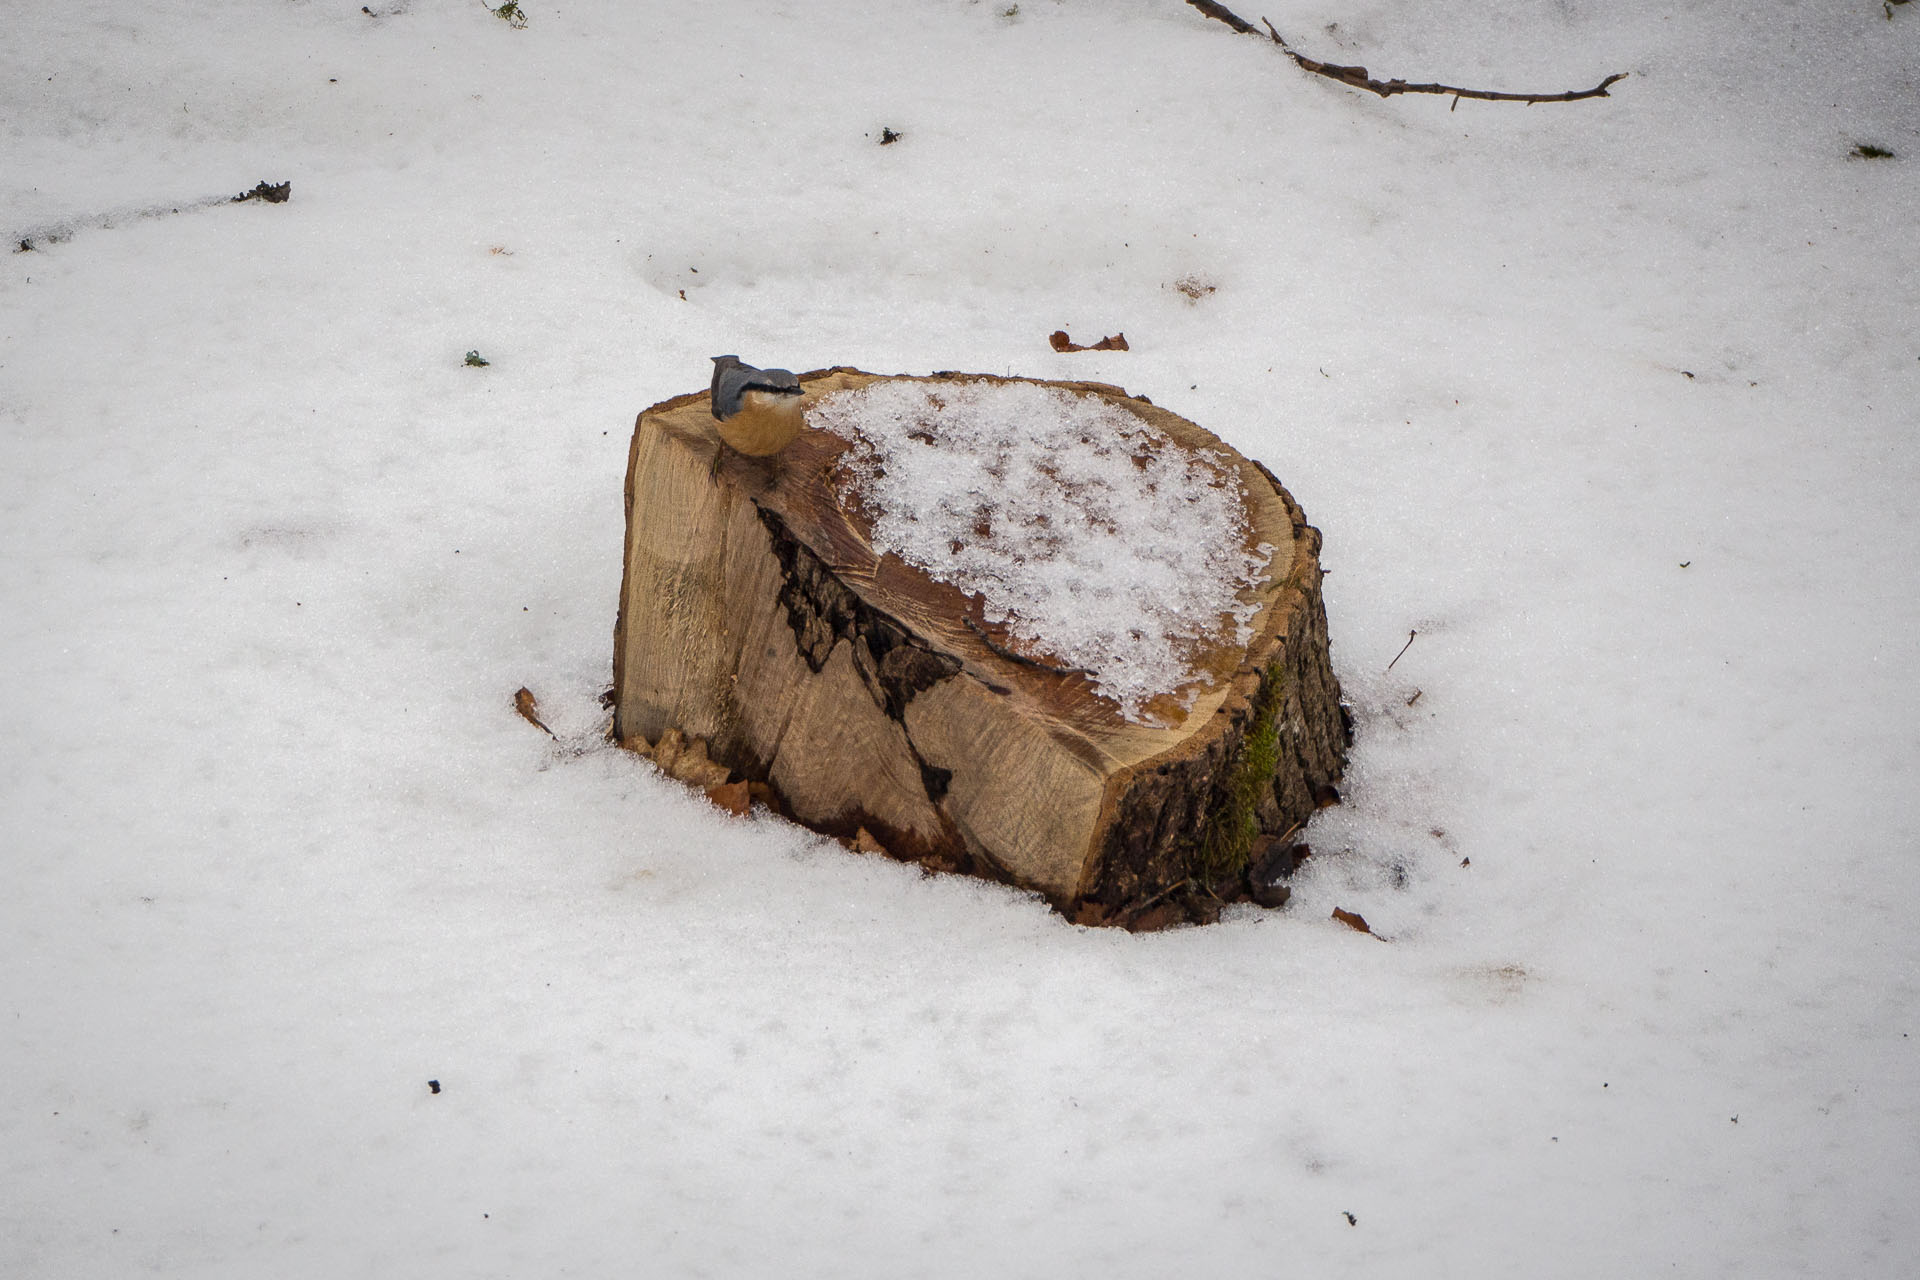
[{"xmin": 708, "ymin": 355, "xmax": 806, "ymax": 457}]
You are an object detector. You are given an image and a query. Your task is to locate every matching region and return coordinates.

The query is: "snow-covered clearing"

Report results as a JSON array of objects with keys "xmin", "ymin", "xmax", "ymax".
[{"xmin": 3, "ymin": 1, "xmax": 1916, "ymax": 1275}]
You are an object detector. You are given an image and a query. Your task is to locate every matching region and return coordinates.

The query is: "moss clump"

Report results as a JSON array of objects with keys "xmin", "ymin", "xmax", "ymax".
[{"xmin": 1194, "ymin": 662, "xmax": 1285, "ymax": 884}]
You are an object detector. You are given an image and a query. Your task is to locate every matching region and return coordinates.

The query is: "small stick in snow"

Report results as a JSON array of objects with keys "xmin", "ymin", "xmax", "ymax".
[
  {"xmin": 1386, "ymin": 629, "xmax": 1417, "ymax": 671},
  {"xmin": 1186, "ymin": 0, "xmax": 1258, "ymax": 33},
  {"xmin": 9, "ymin": 179, "xmax": 293, "ymax": 251},
  {"xmin": 1183, "ymin": 2, "xmax": 1628, "ymax": 106}
]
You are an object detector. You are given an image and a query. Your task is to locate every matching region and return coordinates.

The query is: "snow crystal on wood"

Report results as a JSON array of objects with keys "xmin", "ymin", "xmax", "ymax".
[{"xmin": 810, "ymin": 379, "xmax": 1274, "ymax": 723}]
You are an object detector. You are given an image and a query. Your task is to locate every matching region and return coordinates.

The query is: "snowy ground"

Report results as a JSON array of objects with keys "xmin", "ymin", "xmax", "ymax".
[{"xmin": 3, "ymin": 1, "xmax": 1917, "ymax": 1275}]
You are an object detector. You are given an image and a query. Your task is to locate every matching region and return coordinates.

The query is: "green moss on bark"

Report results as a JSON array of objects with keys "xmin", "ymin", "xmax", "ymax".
[{"xmin": 1194, "ymin": 662, "xmax": 1285, "ymax": 883}]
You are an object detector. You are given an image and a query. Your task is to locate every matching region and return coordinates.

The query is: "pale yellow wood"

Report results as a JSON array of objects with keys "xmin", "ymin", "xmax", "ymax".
[{"xmin": 899, "ymin": 674, "xmax": 1106, "ymax": 897}]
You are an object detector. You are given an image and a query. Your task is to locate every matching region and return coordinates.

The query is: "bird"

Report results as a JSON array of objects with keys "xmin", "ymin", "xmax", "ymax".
[{"xmin": 708, "ymin": 355, "xmax": 806, "ymax": 457}]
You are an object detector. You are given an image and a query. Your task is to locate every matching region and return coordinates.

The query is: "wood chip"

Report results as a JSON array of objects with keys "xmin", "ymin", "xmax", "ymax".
[
  {"xmin": 653, "ymin": 727, "xmax": 733, "ymax": 787},
  {"xmin": 1049, "ymin": 329, "xmax": 1129, "ymax": 352}
]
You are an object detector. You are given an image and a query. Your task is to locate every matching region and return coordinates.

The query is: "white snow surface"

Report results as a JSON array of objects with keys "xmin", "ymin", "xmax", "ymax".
[
  {"xmin": 816, "ymin": 378, "xmax": 1270, "ymax": 721},
  {"xmin": 3, "ymin": 1, "xmax": 1918, "ymax": 1277}
]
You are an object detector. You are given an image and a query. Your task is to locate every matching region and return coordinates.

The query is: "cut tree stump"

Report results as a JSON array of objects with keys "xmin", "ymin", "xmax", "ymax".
[{"xmin": 612, "ymin": 369, "xmax": 1347, "ymax": 927}]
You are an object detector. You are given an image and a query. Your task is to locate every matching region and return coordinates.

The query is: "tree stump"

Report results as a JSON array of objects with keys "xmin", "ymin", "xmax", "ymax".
[{"xmin": 612, "ymin": 369, "xmax": 1347, "ymax": 926}]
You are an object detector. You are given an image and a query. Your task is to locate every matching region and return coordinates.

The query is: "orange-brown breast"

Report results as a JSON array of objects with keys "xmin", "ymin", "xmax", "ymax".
[{"xmin": 716, "ymin": 389, "xmax": 806, "ymax": 456}]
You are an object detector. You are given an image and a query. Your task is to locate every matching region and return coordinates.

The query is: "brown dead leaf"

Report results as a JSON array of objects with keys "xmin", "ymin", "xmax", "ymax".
[
  {"xmin": 1070, "ymin": 900, "xmax": 1115, "ymax": 927},
  {"xmin": 850, "ymin": 827, "xmax": 890, "ymax": 857},
  {"xmin": 1332, "ymin": 907, "xmax": 1374, "ymax": 935},
  {"xmin": 512, "ymin": 687, "xmax": 555, "ymax": 737},
  {"xmin": 1049, "ymin": 329, "xmax": 1130, "ymax": 353},
  {"xmin": 1125, "ymin": 901, "xmax": 1187, "ymax": 933},
  {"xmin": 1246, "ymin": 838, "xmax": 1301, "ymax": 909},
  {"xmin": 704, "ymin": 780, "xmax": 751, "ymax": 816}
]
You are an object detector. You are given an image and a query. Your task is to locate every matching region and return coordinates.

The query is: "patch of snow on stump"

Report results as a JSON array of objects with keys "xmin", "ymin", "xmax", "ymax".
[{"xmin": 811, "ymin": 379, "xmax": 1273, "ymax": 723}]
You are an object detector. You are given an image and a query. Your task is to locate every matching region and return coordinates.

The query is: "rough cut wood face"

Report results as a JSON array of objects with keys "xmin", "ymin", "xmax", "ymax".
[{"xmin": 613, "ymin": 369, "xmax": 1347, "ymax": 920}]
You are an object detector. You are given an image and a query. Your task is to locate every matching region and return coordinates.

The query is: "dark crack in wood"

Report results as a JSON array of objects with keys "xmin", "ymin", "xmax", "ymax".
[
  {"xmin": 756, "ymin": 502, "xmax": 962, "ymax": 718},
  {"xmin": 963, "ymin": 615, "xmax": 1093, "ymax": 678}
]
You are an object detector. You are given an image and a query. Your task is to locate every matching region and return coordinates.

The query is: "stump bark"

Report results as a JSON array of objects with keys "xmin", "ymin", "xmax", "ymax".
[{"xmin": 612, "ymin": 368, "xmax": 1347, "ymax": 926}]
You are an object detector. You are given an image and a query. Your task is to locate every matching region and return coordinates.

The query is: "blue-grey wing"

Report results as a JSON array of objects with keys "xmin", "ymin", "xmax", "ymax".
[{"xmin": 709, "ymin": 355, "xmax": 747, "ymax": 419}]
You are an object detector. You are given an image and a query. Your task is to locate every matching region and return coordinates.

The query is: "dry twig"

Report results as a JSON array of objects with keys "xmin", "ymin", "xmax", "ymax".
[
  {"xmin": 1386, "ymin": 629, "xmax": 1417, "ymax": 671},
  {"xmin": 1186, "ymin": 2, "xmax": 1627, "ymax": 106}
]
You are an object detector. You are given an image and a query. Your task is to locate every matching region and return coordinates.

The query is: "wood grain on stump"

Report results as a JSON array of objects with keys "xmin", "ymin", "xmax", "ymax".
[{"xmin": 613, "ymin": 369, "xmax": 1347, "ymax": 926}]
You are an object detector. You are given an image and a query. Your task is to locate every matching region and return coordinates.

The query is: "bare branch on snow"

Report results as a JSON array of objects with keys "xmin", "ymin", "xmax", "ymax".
[{"xmin": 1185, "ymin": 2, "xmax": 1628, "ymax": 107}]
